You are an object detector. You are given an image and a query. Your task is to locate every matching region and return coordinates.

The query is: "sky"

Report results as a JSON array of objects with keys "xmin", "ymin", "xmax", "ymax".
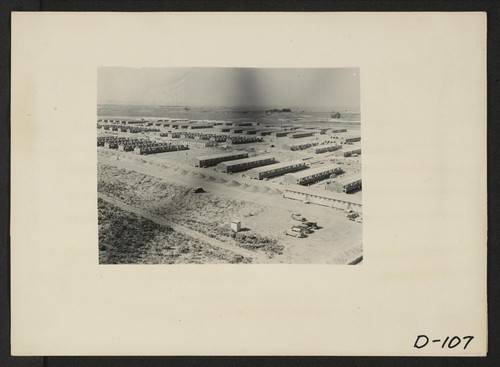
[{"xmin": 97, "ymin": 67, "xmax": 360, "ymax": 109}]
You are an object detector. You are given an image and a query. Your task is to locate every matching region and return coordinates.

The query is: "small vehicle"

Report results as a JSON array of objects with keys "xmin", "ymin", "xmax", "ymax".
[
  {"xmin": 292, "ymin": 214, "xmax": 320, "ymax": 229},
  {"xmin": 291, "ymin": 213, "xmax": 305, "ymax": 222},
  {"xmin": 292, "ymin": 224, "xmax": 312, "ymax": 233},
  {"xmin": 347, "ymin": 211, "xmax": 361, "ymax": 222},
  {"xmin": 304, "ymin": 221, "xmax": 320, "ymax": 229},
  {"xmin": 284, "ymin": 229, "xmax": 306, "ymax": 238}
]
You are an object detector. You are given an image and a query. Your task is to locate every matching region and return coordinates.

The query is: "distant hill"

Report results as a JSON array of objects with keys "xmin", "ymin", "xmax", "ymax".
[{"xmin": 265, "ymin": 108, "xmax": 292, "ymax": 114}]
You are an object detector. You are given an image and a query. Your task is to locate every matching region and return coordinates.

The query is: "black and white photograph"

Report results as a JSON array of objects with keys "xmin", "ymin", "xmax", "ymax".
[
  {"xmin": 97, "ymin": 67, "xmax": 362, "ymax": 264},
  {"xmin": 10, "ymin": 11, "xmax": 488, "ymax": 357}
]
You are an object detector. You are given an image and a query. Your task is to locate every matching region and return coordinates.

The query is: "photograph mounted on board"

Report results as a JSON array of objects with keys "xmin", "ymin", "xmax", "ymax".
[{"xmin": 97, "ymin": 67, "xmax": 362, "ymax": 264}]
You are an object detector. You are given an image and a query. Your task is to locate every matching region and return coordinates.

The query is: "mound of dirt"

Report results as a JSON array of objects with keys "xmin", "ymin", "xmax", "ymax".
[
  {"xmin": 268, "ymin": 188, "xmax": 282, "ymax": 195},
  {"xmin": 258, "ymin": 186, "xmax": 270, "ymax": 193},
  {"xmin": 247, "ymin": 185, "xmax": 259, "ymax": 193},
  {"xmin": 214, "ymin": 177, "xmax": 227, "ymax": 183},
  {"xmin": 226, "ymin": 180, "xmax": 241, "ymax": 187},
  {"xmin": 205, "ymin": 176, "xmax": 216, "ymax": 181}
]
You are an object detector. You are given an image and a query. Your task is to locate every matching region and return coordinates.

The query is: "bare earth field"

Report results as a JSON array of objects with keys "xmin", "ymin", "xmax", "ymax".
[
  {"xmin": 97, "ymin": 106, "xmax": 361, "ymax": 264},
  {"xmin": 98, "ymin": 198, "xmax": 252, "ymax": 264},
  {"xmin": 98, "ymin": 151, "xmax": 362, "ymax": 264}
]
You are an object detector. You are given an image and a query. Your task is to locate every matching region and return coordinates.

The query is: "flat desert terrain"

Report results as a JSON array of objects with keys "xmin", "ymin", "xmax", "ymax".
[{"xmin": 97, "ymin": 105, "xmax": 362, "ymax": 264}]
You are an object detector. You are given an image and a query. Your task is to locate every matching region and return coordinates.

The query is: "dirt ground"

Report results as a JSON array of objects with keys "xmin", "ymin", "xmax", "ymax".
[
  {"xmin": 98, "ymin": 149, "xmax": 362, "ymax": 264},
  {"xmin": 98, "ymin": 198, "xmax": 253, "ymax": 264},
  {"xmin": 97, "ymin": 120, "xmax": 362, "ymax": 264}
]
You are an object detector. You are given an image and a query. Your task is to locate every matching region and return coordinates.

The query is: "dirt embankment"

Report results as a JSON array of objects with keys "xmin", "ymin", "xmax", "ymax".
[
  {"xmin": 98, "ymin": 164, "xmax": 284, "ymax": 257},
  {"xmin": 98, "ymin": 198, "xmax": 252, "ymax": 264}
]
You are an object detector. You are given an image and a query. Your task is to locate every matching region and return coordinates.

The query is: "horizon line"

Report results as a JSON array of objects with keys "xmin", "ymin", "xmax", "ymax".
[{"xmin": 97, "ymin": 103, "xmax": 360, "ymax": 110}]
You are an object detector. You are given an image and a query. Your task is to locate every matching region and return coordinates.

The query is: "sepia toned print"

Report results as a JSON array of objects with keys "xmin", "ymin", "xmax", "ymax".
[
  {"xmin": 97, "ymin": 67, "xmax": 362, "ymax": 264},
  {"xmin": 11, "ymin": 12, "xmax": 486, "ymax": 356}
]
